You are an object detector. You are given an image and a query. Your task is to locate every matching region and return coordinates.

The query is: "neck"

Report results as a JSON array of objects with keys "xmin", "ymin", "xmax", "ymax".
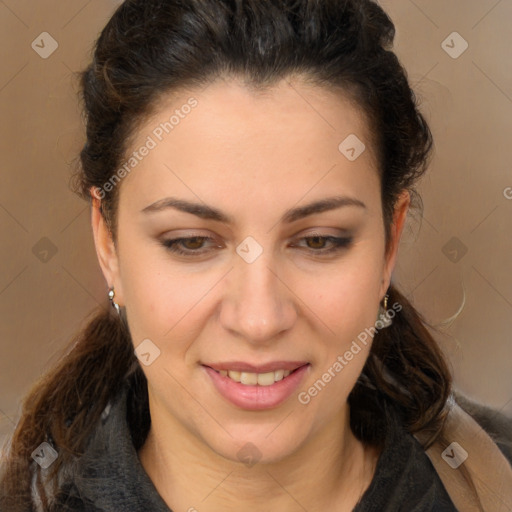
[{"xmin": 138, "ymin": 397, "xmax": 379, "ymax": 512}]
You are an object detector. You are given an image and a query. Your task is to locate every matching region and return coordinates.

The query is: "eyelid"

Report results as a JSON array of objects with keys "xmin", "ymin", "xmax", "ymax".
[
  {"xmin": 298, "ymin": 227, "xmax": 353, "ymax": 237},
  {"xmin": 159, "ymin": 228, "xmax": 350, "ymax": 244},
  {"xmin": 160, "ymin": 231, "xmax": 354, "ymax": 258}
]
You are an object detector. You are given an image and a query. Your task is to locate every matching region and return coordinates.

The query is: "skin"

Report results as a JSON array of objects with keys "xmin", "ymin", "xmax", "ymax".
[{"xmin": 91, "ymin": 75, "xmax": 410, "ymax": 512}]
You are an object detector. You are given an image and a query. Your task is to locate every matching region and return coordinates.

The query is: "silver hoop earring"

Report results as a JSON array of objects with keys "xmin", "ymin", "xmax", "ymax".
[{"xmin": 108, "ymin": 287, "xmax": 120, "ymax": 315}]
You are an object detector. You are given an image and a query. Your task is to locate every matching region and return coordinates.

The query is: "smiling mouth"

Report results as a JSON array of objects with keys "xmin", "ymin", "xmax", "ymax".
[
  {"xmin": 210, "ymin": 367, "xmax": 303, "ymax": 386},
  {"xmin": 203, "ymin": 363, "xmax": 311, "ymax": 410}
]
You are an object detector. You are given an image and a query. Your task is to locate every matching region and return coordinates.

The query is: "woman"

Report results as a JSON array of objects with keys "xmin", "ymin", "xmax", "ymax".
[{"xmin": 1, "ymin": 0, "xmax": 511, "ymax": 511}]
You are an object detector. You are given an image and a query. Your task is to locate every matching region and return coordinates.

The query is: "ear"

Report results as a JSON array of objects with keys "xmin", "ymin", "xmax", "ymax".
[
  {"xmin": 90, "ymin": 187, "xmax": 124, "ymax": 306},
  {"xmin": 380, "ymin": 190, "xmax": 410, "ymax": 298}
]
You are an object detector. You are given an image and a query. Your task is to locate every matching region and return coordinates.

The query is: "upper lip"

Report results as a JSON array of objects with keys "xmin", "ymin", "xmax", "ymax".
[{"xmin": 204, "ymin": 361, "xmax": 309, "ymax": 373}]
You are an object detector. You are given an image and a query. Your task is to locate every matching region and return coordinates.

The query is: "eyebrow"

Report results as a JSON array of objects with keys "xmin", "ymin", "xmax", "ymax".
[{"xmin": 141, "ymin": 195, "xmax": 366, "ymax": 224}]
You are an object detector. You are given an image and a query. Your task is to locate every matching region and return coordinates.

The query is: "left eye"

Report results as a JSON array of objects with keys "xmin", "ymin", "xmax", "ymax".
[
  {"xmin": 161, "ymin": 235, "xmax": 353, "ymax": 257},
  {"xmin": 293, "ymin": 235, "xmax": 353, "ymax": 254}
]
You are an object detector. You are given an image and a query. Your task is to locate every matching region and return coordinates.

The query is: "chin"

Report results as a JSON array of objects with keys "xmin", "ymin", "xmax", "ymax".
[{"xmin": 202, "ymin": 422, "xmax": 308, "ymax": 467}]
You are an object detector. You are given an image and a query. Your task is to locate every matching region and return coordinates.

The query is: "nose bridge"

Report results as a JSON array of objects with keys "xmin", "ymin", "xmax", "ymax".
[{"xmin": 221, "ymin": 248, "xmax": 296, "ymax": 343}]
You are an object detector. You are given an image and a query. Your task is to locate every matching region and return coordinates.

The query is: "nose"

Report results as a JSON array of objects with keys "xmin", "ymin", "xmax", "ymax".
[{"xmin": 219, "ymin": 253, "xmax": 297, "ymax": 346}]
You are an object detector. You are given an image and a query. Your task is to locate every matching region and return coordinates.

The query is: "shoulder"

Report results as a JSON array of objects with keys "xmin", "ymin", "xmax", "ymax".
[
  {"xmin": 453, "ymin": 389, "xmax": 512, "ymax": 466},
  {"xmin": 355, "ymin": 399, "xmax": 459, "ymax": 511},
  {"xmin": 28, "ymin": 390, "xmax": 129, "ymax": 512},
  {"xmin": 46, "ymin": 384, "xmax": 169, "ymax": 512},
  {"xmin": 49, "ymin": 485, "xmax": 101, "ymax": 512}
]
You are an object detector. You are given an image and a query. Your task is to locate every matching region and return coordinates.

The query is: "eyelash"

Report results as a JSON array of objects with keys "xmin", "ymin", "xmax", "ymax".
[{"xmin": 160, "ymin": 235, "xmax": 353, "ymax": 257}]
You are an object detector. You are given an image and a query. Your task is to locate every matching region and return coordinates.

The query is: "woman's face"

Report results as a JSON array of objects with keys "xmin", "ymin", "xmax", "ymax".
[{"xmin": 93, "ymin": 76, "xmax": 409, "ymax": 464}]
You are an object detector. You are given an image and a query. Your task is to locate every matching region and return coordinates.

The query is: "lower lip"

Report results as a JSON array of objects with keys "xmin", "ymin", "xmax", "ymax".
[{"xmin": 203, "ymin": 364, "xmax": 310, "ymax": 410}]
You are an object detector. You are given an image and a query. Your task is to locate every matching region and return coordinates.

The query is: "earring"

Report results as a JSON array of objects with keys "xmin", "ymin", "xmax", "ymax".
[
  {"xmin": 377, "ymin": 293, "xmax": 392, "ymax": 328},
  {"xmin": 108, "ymin": 287, "xmax": 120, "ymax": 315}
]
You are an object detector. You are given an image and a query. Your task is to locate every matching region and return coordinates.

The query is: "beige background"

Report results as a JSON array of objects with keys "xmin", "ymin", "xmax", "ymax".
[{"xmin": 1, "ymin": 0, "xmax": 511, "ymax": 446}]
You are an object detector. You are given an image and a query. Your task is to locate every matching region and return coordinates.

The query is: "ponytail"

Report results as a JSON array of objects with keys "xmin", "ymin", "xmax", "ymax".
[{"xmin": 0, "ymin": 306, "xmax": 140, "ymax": 511}]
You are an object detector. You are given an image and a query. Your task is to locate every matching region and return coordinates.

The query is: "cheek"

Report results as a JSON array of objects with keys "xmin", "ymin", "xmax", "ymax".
[
  {"xmin": 119, "ymin": 242, "xmax": 218, "ymax": 366},
  {"xmin": 295, "ymin": 258, "xmax": 382, "ymax": 418},
  {"xmin": 303, "ymin": 248, "xmax": 384, "ymax": 337},
  {"xmin": 118, "ymin": 240, "xmax": 179, "ymax": 339}
]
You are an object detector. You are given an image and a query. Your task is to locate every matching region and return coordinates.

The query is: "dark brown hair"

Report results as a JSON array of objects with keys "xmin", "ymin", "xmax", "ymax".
[{"xmin": 1, "ymin": 0, "xmax": 457, "ymax": 509}]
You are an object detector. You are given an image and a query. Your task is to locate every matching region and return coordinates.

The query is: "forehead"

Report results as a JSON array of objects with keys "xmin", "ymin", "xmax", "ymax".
[{"xmin": 118, "ymin": 76, "xmax": 379, "ymax": 215}]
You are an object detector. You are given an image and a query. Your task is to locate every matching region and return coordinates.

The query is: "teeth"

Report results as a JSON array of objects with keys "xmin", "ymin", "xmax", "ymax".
[
  {"xmin": 220, "ymin": 369, "xmax": 295, "ymax": 386},
  {"xmin": 240, "ymin": 372, "xmax": 258, "ymax": 385},
  {"xmin": 227, "ymin": 370, "xmax": 241, "ymax": 382},
  {"xmin": 257, "ymin": 372, "xmax": 275, "ymax": 386}
]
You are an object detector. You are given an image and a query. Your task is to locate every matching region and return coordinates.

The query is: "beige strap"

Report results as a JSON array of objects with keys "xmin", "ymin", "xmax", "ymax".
[{"xmin": 417, "ymin": 399, "xmax": 512, "ymax": 512}]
